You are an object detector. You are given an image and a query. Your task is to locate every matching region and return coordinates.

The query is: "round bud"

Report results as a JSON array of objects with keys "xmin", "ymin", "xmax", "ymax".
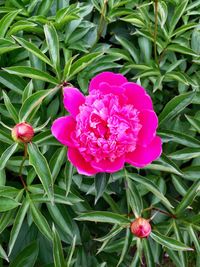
[
  {"xmin": 130, "ymin": 217, "xmax": 151, "ymax": 238},
  {"xmin": 12, "ymin": 122, "xmax": 34, "ymax": 143}
]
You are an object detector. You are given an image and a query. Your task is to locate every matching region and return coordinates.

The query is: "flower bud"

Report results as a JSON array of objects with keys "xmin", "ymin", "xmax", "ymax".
[
  {"xmin": 130, "ymin": 217, "xmax": 151, "ymax": 238},
  {"xmin": 12, "ymin": 122, "xmax": 34, "ymax": 143}
]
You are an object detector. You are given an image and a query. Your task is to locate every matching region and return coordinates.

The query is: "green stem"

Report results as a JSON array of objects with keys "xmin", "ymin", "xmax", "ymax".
[
  {"xmin": 19, "ymin": 143, "xmax": 28, "ymax": 190},
  {"xmin": 90, "ymin": 0, "xmax": 108, "ymax": 51},
  {"xmin": 154, "ymin": 0, "xmax": 158, "ymax": 65}
]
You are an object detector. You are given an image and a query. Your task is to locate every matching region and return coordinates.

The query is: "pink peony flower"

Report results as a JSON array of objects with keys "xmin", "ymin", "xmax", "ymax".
[{"xmin": 51, "ymin": 72, "xmax": 162, "ymax": 176}]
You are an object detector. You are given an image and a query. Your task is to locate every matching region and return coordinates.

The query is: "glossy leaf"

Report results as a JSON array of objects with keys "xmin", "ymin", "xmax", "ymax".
[
  {"xmin": 151, "ymin": 231, "xmax": 193, "ymax": 251},
  {"xmin": 76, "ymin": 211, "xmax": 130, "ymax": 225},
  {"xmin": 28, "ymin": 143, "xmax": 54, "ymax": 203},
  {"xmin": 3, "ymin": 66, "xmax": 59, "ymax": 85}
]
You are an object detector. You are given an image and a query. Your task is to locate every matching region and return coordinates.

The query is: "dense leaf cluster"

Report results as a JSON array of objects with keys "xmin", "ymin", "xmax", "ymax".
[{"xmin": 0, "ymin": 0, "xmax": 200, "ymax": 266}]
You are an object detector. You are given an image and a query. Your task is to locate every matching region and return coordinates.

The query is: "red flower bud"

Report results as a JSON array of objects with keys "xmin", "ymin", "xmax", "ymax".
[
  {"xmin": 12, "ymin": 122, "xmax": 34, "ymax": 143},
  {"xmin": 130, "ymin": 217, "xmax": 151, "ymax": 238}
]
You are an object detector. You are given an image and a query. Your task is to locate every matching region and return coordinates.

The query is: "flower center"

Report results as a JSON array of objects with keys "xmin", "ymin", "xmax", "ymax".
[{"xmin": 74, "ymin": 90, "xmax": 141, "ymax": 162}]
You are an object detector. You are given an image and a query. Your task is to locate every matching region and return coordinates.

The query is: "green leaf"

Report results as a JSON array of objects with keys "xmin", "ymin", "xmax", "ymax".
[
  {"xmin": 95, "ymin": 173, "xmax": 108, "ymax": 204},
  {"xmin": 159, "ymin": 92, "xmax": 195, "ymax": 126},
  {"xmin": 0, "ymin": 143, "xmax": 18, "ymax": 170},
  {"xmin": 169, "ymin": 0, "xmax": 189, "ymax": 35},
  {"xmin": 52, "ymin": 224, "xmax": 65, "ymax": 267},
  {"xmin": 28, "ymin": 196, "xmax": 52, "ymax": 240},
  {"xmin": 170, "ymin": 147, "xmax": 200, "ymax": 161},
  {"xmin": 9, "ymin": 242, "xmax": 39, "ymax": 267},
  {"xmin": 158, "ymin": 129, "xmax": 200, "ymax": 148},
  {"xmin": 0, "ymin": 70, "xmax": 26, "ymax": 95},
  {"xmin": 13, "ymin": 36, "xmax": 53, "ymax": 67},
  {"xmin": 115, "ymin": 35, "xmax": 139, "ymax": 63},
  {"xmin": 19, "ymin": 88, "xmax": 58, "ymax": 122},
  {"xmin": 37, "ymin": 0, "xmax": 54, "ymax": 16},
  {"xmin": 172, "ymin": 175, "xmax": 187, "ymax": 196},
  {"xmin": 117, "ymin": 228, "xmax": 132, "ymax": 267},
  {"xmin": 0, "ymin": 196, "xmax": 21, "ymax": 212},
  {"xmin": 66, "ymin": 235, "xmax": 76, "ymax": 266},
  {"xmin": 2, "ymin": 91, "xmax": 18, "ymax": 123},
  {"xmin": 50, "ymin": 147, "xmax": 66, "ymax": 182},
  {"xmin": 0, "ymin": 244, "xmax": 9, "ymax": 262},
  {"xmin": 0, "ymin": 38, "xmax": 19, "ymax": 55},
  {"xmin": 7, "ymin": 20, "xmax": 39, "ymax": 36},
  {"xmin": 151, "ymin": 231, "xmax": 193, "ymax": 251},
  {"xmin": 95, "ymin": 225, "xmax": 123, "ymax": 242},
  {"xmin": 68, "ymin": 52, "xmax": 102, "ymax": 79},
  {"xmin": 128, "ymin": 173, "xmax": 174, "ymax": 210},
  {"xmin": 143, "ymin": 238, "xmax": 155, "ymax": 267},
  {"xmin": 160, "ymin": 153, "xmax": 183, "ymax": 176},
  {"xmin": 8, "ymin": 198, "xmax": 29, "ymax": 255},
  {"xmin": 0, "ymin": 190, "xmax": 23, "ymax": 234},
  {"xmin": 188, "ymin": 225, "xmax": 200, "ymax": 253},
  {"xmin": 44, "ymin": 23, "xmax": 60, "ymax": 78},
  {"xmin": 167, "ymin": 44, "xmax": 197, "ymax": 57},
  {"xmin": 185, "ymin": 115, "xmax": 200, "ymax": 133},
  {"xmin": 125, "ymin": 175, "xmax": 143, "ymax": 217},
  {"xmin": 64, "ymin": 162, "xmax": 73, "ymax": 197},
  {"xmin": 28, "ymin": 143, "xmax": 54, "ymax": 203},
  {"xmin": 0, "ymin": 10, "xmax": 20, "ymax": 38},
  {"xmin": 175, "ymin": 180, "xmax": 200, "ymax": 214},
  {"xmin": 3, "ymin": 66, "xmax": 59, "ymax": 85},
  {"xmin": 76, "ymin": 211, "xmax": 130, "ymax": 225},
  {"xmin": 22, "ymin": 80, "xmax": 33, "ymax": 103},
  {"xmin": 47, "ymin": 204, "xmax": 75, "ymax": 240}
]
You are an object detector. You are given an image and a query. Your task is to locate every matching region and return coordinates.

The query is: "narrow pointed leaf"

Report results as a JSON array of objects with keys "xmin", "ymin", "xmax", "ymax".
[
  {"xmin": 128, "ymin": 173, "xmax": 174, "ymax": 209},
  {"xmin": 0, "ymin": 196, "xmax": 20, "ymax": 212},
  {"xmin": 76, "ymin": 211, "xmax": 130, "ymax": 225},
  {"xmin": 3, "ymin": 66, "xmax": 58, "ymax": 84},
  {"xmin": 8, "ymin": 199, "xmax": 29, "ymax": 255},
  {"xmin": 0, "ymin": 143, "xmax": 18, "ymax": 170},
  {"xmin": 13, "ymin": 36, "xmax": 53, "ymax": 67},
  {"xmin": 159, "ymin": 92, "xmax": 195, "ymax": 126},
  {"xmin": 0, "ymin": 10, "xmax": 20, "ymax": 38},
  {"xmin": 52, "ymin": 224, "xmax": 65, "ymax": 267},
  {"xmin": 151, "ymin": 231, "xmax": 193, "ymax": 251},
  {"xmin": 3, "ymin": 91, "xmax": 18, "ymax": 123},
  {"xmin": 28, "ymin": 196, "xmax": 52, "ymax": 240},
  {"xmin": 28, "ymin": 143, "xmax": 54, "ymax": 203},
  {"xmin": 176, "ymin": 180, "xmax": 200, "ymax": 214}
]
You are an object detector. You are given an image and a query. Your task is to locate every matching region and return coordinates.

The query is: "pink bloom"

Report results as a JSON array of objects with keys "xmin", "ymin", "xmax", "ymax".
[{"xmin": 51, "ymin": 72, "xmax": 162, "ymax": 176}]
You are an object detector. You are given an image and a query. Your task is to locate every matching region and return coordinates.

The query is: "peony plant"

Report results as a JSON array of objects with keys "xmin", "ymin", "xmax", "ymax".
[{"xmin": 0, "ymin": 0, "xmax": 199, "ymax": 266}]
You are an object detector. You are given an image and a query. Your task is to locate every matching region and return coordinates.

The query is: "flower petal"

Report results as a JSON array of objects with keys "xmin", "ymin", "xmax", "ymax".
[
  {"xmin": 91, "ymin": 157, "xmax": 125, "ymax": 173},
  {"xmin": 63, "ymin": 87, "xmax": 85, "ymax": 117},
  {"xmin": 126, "ymin": 136, "xmax": 162, "ymax": 168},
  {"xmin": 123, "ymin": 82, "xmax": 153, "ymax": 110},
  {"xmin": 68, "ymin": 148, "xmax": 98, "ymax": 176},
  {"xmin": 89, "ymin": 72, "xmax": 127, "ymax": 92},
  {"xmin": 51, "ymin": 116, "xmax": 76, "ymax": 147},
  {"xmin": 137, "ymin": 110, "xmax": 158, "ymax": 147}
]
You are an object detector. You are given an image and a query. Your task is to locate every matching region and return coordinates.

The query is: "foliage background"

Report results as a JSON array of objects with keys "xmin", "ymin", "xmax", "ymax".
[{"xmin": 0, "ymin": 0, "xmax": 200, "ymax": 266}]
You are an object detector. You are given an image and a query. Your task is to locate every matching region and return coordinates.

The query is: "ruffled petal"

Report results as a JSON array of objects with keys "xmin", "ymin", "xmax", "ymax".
[
  {"xmin": 89, "ymin": 72, "xmax": 127, "ymax": 92},
  {"xmin": 137, "ymin": 110, "xmax": 158, "ymax": 147},
  {"xmin": 63, "ymin": 87, "xmax": 85, "ymax": 117},
  {"xmin": 91, "ymin": 157, "xmax": 125, "ymax": 173},
  {"xmin": 51, "ymin": 116, "xmax": 76, "ymax": 147},
  {"xmin": 126, "ymin": 136, "xmax": 162, "ymax": 168},
  {"xmin": 68, "ymin": 148, "xmax": 98, "ymax": 176},
  {"xmin": 123, "ymin": 82, "xmax": 153, "ymax": 111}
]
